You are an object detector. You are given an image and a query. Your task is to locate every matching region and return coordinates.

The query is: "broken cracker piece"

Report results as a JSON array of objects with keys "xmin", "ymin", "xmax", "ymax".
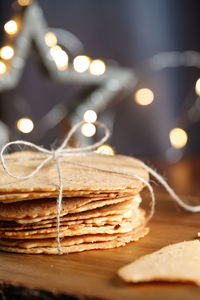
[{"xmin": 118, "ymin": 240, "xmax": 200, "ymax": 285}]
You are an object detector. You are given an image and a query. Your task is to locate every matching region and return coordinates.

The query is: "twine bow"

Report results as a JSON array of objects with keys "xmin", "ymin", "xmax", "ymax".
[{"xmin": 1, "ymin": 121, "xmax": 200, "ymax": 254}]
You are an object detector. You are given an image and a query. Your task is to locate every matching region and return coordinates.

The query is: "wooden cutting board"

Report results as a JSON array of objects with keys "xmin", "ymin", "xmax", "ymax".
[{"xmin": 0, "ymin": 191, "xmax": 200, "ymax": 300}]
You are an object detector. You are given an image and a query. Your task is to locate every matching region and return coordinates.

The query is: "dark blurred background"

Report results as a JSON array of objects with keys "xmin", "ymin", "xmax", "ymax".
[{"xmin": 0, "ymin": 0, "xmax": 200, "ymax": 161}]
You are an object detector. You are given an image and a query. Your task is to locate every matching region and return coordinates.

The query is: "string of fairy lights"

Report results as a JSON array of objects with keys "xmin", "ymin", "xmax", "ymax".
[{"xmin": 0, "ymin": 0, "xmax": 200, "ymax": 159}]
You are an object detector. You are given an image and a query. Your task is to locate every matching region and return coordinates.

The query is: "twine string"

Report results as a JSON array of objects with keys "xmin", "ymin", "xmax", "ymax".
[
  {"xmin": 1, "ymin": 120, "xmax": 200, "ymax": 254},
  {"xmin": 55, "ymin": 156, "xmax": 63, "ymax": 254},
  {"xmin": 140, "ymin": 161, "xmax": 200, "ymax": 213}
]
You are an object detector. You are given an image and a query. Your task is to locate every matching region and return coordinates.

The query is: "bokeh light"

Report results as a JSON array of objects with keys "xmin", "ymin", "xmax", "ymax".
[
  {"xmin": 50, "ymin": 45, "xmax": 61, "ymax": 54},
  {"xmin": 4, "ymin": 20, "xmax": 18, "ymax": 35},
  {"xmin": 169, "ymin": 128, "xmax": 188, "ymax": 149},
  {"xmin": 135, "ymin": 88, "xmax": 154, "ymax": 106},
  {"xmin": 96, "ymin": 145, "xmax": 115, "ymax": 155},
  {"xmin": 50, "ymin": 46, "xmax": 68, "ymax": 70},
  {"xmin": 45, "ymin": 32, "xmax": 57, "ymax": 47},
  {"xmin": 81, "ymin": 123, "xmax": 96, "ymax": 137},
  {"xmin": 0, "ymin": 46, "xmax": 14, "ymax": 60},
  {"xmin": 17, "ymin": 118, "xmax": 34, "ymax": 134},
  {"xmin": 83, "ymin": 110, "xmax": 97, "ymax": 123},
  {"xmin": 73, "ymin": 55, "xmax": 90, "ymax": 73},
  {"xmin": 195, "ymin": 78, "xmax": 200, "ymax": 96},
  {"xmin": 18, "ymin": 0, "xmax": 32, "ymax": 6},
  {"xmin": 89, "ymin": 59, "xmax": 106, "ymax": 76},
  {"xmin": 0, "ymin": 61, "xmax": 7, "ymax": 75}
]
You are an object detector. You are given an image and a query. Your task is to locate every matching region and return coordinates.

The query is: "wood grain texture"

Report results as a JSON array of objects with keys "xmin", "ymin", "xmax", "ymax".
[{"xmin": 0, "ymin": 157, "xmax": 200, "ymax": 300}]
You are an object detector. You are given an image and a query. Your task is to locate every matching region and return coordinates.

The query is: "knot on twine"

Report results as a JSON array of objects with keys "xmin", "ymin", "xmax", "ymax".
[{"xmin": 1, "ymin": 120, "xmax": 200, "ymax": 254}]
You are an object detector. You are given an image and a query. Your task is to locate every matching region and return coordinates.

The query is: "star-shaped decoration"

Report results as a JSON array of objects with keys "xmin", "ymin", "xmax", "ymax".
[{"xmin": 0, "ymin": 0, "xmax": 136, "ymax": 144}]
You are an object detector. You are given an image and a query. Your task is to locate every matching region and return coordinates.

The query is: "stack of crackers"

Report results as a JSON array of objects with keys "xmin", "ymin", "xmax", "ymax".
[{"xmin": 0, "ymin": 152, "xmax": 149, "ymax": 254}]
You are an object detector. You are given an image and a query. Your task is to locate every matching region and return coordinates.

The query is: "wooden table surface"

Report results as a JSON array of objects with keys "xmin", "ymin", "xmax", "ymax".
[{"xmin": 0, "ymin": 156, "xmax": 200, "ymax": 300}]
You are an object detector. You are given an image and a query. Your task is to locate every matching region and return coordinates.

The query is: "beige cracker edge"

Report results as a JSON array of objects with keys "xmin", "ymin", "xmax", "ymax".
[{"xmin": 118, "ymin": 240, "xmax": 200, "ymax": 285}]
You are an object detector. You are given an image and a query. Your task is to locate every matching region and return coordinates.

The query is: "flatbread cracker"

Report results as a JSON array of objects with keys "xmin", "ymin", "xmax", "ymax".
[
  {"xmin": 0, "ymin": 191, "xmax": 132, "ymax": 204},
  {"xmin": 0, "ymin": 198, "xmax": 137, "ymax": 229},
  {"xmin": 0, "ymin": 225, "xmax": 145, "ymax": 248},
  {"xmin": 118, "ymin": 240, "xmax": 200, "ymax": 285},
  {"xmin": 0, "ymin": 227, "xmax": 149, "ymax": 254},
  {"xmin": 0, "ymin": 204, "xmax": 140, "ymax": 231},
  {"xmin": 1, "ymin": 196, "xmax": 140, "ymax": 224},
  {"xmin": 0, "ymin": 194, "xmax": 140, "ymax": 221},
  {"xmin": 0, "ymin": 152, "xmax": 149, "ymax": 194},
  {"xmin": 0, "ymin": 208, "xmax": 145, "ymax": 239}
]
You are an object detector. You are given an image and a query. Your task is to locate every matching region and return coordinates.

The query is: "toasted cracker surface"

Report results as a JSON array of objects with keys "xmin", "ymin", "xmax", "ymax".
[
  {"xmin": 0, "ymin": 152, "xmax": 148, "ymax": 194},
  {"xmin": 0, "ymin": 204, "xmax": 141, "ymax": 231},
  {"xmin": 0, "ymin": 227, "xmax": 149, "ymax": 254},
  {"xmin": 0, "ymin": 194, "xmax": 140, "ymax": 223},
  {"xmin": 0, "ymin": 208, "xmax": 144, "ymax": 239},
  {"xmin": 118, "ymin": 240, "xmax": 200, "ymax": 285},
  {"xmin": 0, "ymin": 191, "xmax": 132, "ymax": 204},
  {"xmin": 0, "ymin": 224, "xmax": 146, "ymax": 248}
]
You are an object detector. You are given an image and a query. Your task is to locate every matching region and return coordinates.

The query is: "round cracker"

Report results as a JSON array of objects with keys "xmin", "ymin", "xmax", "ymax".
[{"xmin": 0, "ymin": 152, "xmax": 149, "ymax": 194}]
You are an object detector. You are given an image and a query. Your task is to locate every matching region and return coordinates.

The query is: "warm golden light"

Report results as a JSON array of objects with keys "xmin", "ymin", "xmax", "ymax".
[
  {"xmin": 0, "ymin": 61, "xmax": 7, "ymax": 75},
  {"xmin": 18, "ymin": 0, "xmax": 32, "ymax": 6},
  {"xmin": 73, "ymin": 55, "xmax": 90, "ymax": 73},
  {"xmin": 135, "ymin": 88, "xmax": 154, "ymax": 106},
  {"xmin": 81, "ymin": 123, "xmax": 96, "ymax": 137},
  {"xmin": 17, "ymin": 118, "xmax": 34, "ymax": 134},
  {"xmin": 4, "ymin": 20, "xmax": 18, "ymax": 35},
  {"xmin": 50, "ymin": 46, "xmax": 68, "ymax": 70},
  {"xmin": 83, "ymin": 110, "xmax": 97, "ymax": 123},
  {"xmin": 169, "ymin": 128, "xmax": 188, "ymax": 149},
  {"xmin": 96, "ymin": 145, "xmax": 115, "ymax": 155},
  {"xmin": 44, "ymin": 32, "xmax": 57, "ymax": 47},
  {"xmin": 89, "ymin": 59, "xmax": 106, "ymax": 76},
  {"xmin": 0, "ymin": 46, "xmax": 14, "ymax": 60},
  {"xmin": 195, "ymin": 78, "xmax": 200, "ymax": 96},
  {"xmin": 50, "ymin": 45, "xmax": 61, "ymax": 54}
]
